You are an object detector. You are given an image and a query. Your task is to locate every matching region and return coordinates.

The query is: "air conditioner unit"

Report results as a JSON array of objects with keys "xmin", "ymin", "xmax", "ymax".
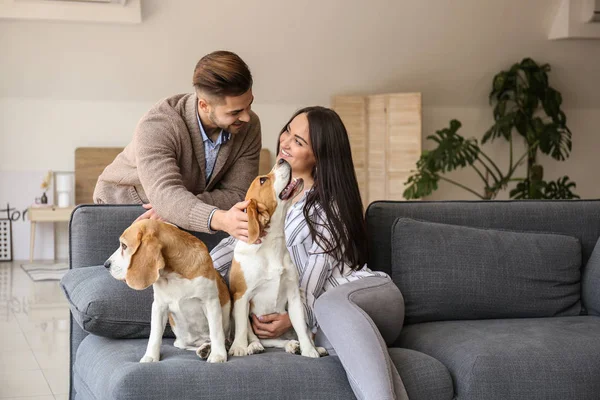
[
  {"xmin": 17, "ymin": 0, "xmax": 128, "ymax": 5},
  {"xmin": 45, "ymin": 0, "xmax": 126, "ymax": 3},
  {"xmin": 549, "ymin": 0, "xmax": 600, "ymax": 39},
  {"xmin": 2, "ymin": 0, "xmax": 140, "ymax": 23},
  {"xmin": 583, "ymin": 0, "xmax": 600, "ymax": 22}
]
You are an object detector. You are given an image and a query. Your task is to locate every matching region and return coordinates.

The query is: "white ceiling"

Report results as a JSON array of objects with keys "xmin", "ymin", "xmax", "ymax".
[{"xmin": 1, "ymin": 0, "xmax": 599, "ymax": 107}]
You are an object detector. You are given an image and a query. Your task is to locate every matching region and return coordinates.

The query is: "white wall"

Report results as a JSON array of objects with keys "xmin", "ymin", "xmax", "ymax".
[{"xmin": 1, "ymin": 0, "xmax": 600, "ymax": 260}]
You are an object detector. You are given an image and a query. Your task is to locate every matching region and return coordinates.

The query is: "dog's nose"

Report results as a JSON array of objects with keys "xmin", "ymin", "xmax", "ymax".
[
  {"xmin": 104, "ymin": 260, "xmax": 111, "ymax": 269},
  {"xmin": 278, "ymin": 158, "xmax": 285, "ymax": 165}
]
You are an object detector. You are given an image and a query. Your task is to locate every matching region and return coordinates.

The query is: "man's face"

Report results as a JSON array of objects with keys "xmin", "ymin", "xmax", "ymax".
[{"xmin": 199, "ymin": 89, "xmax": 254, "ymax": 134}]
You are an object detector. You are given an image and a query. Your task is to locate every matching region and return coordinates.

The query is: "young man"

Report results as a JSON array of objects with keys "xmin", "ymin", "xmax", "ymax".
[{"xmin": 93, "ymin": 51, "xmax": 261, "ymax": 242}]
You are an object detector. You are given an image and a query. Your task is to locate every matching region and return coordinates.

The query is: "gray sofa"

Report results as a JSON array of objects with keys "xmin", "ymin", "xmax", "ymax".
[{"xmin": 61, "ymin": 200, "xmax": 600, "ymax": 400}]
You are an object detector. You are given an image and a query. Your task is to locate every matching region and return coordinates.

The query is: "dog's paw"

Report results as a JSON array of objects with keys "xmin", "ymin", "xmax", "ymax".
[
  {"xmin": 247, "ymin": 341, "xmax": 265, "ymax": 355},
  {"xmin": 285, "ymin": 340, "xmax": 301, "ymax": 355},
  {"xmin": 196, "ymin": 342, "xmax": 211, "ymax": 360},
  {"xmin": 206, "ymin": 351, "xmax": 227, "ymax": 363},
  {"xmin": 316, "ymin": 346, "xmax": 329, "ymax": 357},
  {"xmin": 228, "ymin": 342, "xmax": 248, "ymax": 357},
  {"xmin": 300, "ymin": 346, "xmax": 321, "ymax": 358},
  {"xmin": 140, "ymin": 354, "xmax": 159, "ymax": 363}
]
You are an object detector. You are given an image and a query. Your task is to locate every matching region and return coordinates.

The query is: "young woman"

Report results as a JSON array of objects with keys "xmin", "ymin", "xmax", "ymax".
[{"xmin": 210, "ymin": 106, "xmax": 408, "ymax": 400}]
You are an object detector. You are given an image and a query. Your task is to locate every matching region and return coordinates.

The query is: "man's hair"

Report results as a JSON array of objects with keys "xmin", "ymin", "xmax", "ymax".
[{"xmin": 192, "ymin": 51, "xmax": 253, "ymax": 102}]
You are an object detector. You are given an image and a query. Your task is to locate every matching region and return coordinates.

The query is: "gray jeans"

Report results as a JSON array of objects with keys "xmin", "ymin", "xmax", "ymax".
[{"xmin": 314, "ymin": 276, "xmax": 409, "ymax": 400}]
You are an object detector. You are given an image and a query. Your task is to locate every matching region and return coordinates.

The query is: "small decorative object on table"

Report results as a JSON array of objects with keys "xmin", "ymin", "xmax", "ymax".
[{"xmin": 39, "ymin": 170, "xmax": 52, "ymax": 205}]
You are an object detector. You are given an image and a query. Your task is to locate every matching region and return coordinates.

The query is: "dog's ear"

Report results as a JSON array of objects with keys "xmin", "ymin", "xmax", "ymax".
[
  {"xmin": 126, "ymin": 228, "xmax": 165, "ymax": 290},
  {"xmin": 247, "ymin": 199, "xmax": 261, "ymax": 244},
  {"xmin": 247, "ymin": 199, "xmax": 272, "ymax": 244},
  {"xmin": 256, "ymin": 202, "xmax": 271, "ymax": 228}
]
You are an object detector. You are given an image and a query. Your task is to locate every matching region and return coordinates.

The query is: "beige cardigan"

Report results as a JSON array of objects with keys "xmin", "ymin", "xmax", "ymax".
[{"xmin": 93, "ymin": 93, "xmax": 262, "ymax": 233}]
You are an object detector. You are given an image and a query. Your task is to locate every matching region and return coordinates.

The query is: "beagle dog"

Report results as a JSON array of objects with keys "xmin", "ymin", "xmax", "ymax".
[
  {"xmin": 104, "ymin": 219, "xmax": 231, "ymax": 363},
  {"xmin": 228, "ymin": 159, "xmax": 327, "ymax": 358}
]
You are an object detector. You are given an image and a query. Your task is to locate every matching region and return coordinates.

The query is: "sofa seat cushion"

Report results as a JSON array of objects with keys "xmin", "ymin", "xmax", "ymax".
[
  {"xmin": 74, "ymin": 335, "xmax": 356, "ymax": 400},
  {"xmin": 388, "ymin": 348, "xmax": 454, "ymax": 400},
  {"xmin": 61, "ymin": 265, "xmax": 171, "ymax": 339},
  {"xmin": 397, "ymin": 316, "xmax": 600, "ymax": 400},
  {"xmin": 392, "ymin": 218, "xmax": 582, "ymax": 324},
  {"xmin": 583, "ymin": 237, "xmax": 600, "ymax": 316}
]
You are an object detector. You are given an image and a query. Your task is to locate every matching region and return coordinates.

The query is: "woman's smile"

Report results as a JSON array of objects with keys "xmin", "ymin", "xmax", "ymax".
[{"xmin": 280, "ymin": 149, "xmax": 292, "ymax": 158}]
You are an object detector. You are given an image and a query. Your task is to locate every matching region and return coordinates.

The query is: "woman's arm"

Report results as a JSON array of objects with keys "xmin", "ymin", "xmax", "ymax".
[
  {"xmin": 297, "ymin": 241, "xmax": 334, "ymax": 332},
  {"xmin": 209, "ymin": 235, "xmax": 238, "ymax": 279}
]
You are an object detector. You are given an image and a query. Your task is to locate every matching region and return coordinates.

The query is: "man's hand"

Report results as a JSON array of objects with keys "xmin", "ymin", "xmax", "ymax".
[
  {"xmin": 210, "ymin": 200, "xmax": 251, "ymax": 241},
  {"xmin": 251, "ymin": 313, "xmax": 292, "ymax": 339},
  {"xmin": 134, "ymin": 204, "xmax": 165, "ymax": 223}
]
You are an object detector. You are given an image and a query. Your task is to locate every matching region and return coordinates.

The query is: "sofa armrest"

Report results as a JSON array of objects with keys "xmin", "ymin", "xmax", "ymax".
[
  {"xmin": 583, "ymin": 238, "xmax": 600, "ymax": 316},
  {"xmin": 69, "ymin": 205, "xmax": 144, "ymax": 269}
]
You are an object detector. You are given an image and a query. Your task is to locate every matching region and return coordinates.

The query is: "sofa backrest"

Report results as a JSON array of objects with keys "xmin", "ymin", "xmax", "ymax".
[
  {"xmin": 70, "ymin": 204, "xmax": 228, "ymax": 269},
  {"xmin": 366, "ymin": 200, "xmax": 600, "ymax": 277},
  {"xmin": 366, "ymin": 200, "xmax": 600, "ymax": 322}
]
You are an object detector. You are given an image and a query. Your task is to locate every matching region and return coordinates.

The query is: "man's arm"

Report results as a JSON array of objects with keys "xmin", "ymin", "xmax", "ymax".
[
  {"xmin": 133, "ymin": 112, "xmax": 217, "ymax": 232},
  {"xmin": 134, "ymin": 110, "xmax": 262, "ymax": 237}
]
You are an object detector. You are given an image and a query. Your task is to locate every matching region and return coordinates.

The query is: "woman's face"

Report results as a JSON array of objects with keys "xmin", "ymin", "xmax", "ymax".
[{"xmin": 278, "ymin": 113, "xmax": 316, "ymax": 178}]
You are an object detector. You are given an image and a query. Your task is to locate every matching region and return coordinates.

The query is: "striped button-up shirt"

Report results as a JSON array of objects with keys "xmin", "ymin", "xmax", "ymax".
[
  {"xmin": 197, "ymin": 114, "xmax": 230, "ymax": 181},
  {"xmin": 210, "ymin": 190, "xmax": 388, "ymax": 332}
]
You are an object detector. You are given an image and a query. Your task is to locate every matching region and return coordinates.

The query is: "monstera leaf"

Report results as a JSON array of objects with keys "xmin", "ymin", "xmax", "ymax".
[{"xmin": 423, "ymin": 120, "xmax": 480, "ymax": 173}]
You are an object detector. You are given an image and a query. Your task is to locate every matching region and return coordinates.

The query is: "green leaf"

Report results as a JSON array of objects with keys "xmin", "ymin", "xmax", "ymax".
[
  {"xmin": 543, "ymin": 176, "xmax": 579, "ymax": 199},
  {"xmin": 424, "ymin": 121, "xmax": 480, "ymax": 173},
  {"xmin": 403, "ymin": 168, "xmax": 439, "ymax": 199},
  {"xmin": 520, "ymin": 58, "xmax": 539, "ymax": 70},
  {"xmin": 514, "ymin": 112, "xmax": 528, "ymax": 138},
  {"xmin": 483, "ymin": 112, "xmax": 516, "ymax": 144},
  {"xmin": 493, "ymin": 72, "xmax": 507, "ymax": 92},
  {"xmin": 509, "ymin": 178, "xmax": 546, "ymax": 199},
  {"xmin": 493, "ymin": 99, "xmax": 507, "ymax": 120},
  {"xmin": 542, "ymin": 87, "xmax": 562, "ymax": 118},
  {"xmin": 539, "ymin": 123, "xmax": 572, "ymax": 160}
]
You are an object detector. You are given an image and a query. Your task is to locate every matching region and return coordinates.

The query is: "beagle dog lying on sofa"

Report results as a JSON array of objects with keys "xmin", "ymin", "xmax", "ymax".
[
  {"xmin": 104, "ymin": 219, "xmax": 231, "ymax": 363},
  {"xmin": 228, "ymin": 159, "xmax": 327, "ymax": 358}
]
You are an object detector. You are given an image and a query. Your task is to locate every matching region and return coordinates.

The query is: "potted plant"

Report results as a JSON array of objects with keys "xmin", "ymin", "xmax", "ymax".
[{"xmin": 404, "ymin": 58, "xmax": 578, "ymax": 200}]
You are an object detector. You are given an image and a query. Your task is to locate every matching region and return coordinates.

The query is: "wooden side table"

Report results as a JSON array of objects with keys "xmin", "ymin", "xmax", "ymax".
[{"xmin": 28, "ymin": 206, "xmax": 75, "ymax": 262}]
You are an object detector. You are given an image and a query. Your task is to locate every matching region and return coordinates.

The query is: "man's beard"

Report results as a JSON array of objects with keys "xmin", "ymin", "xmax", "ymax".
[{"xmin": 209, "ymin": 110, "xmax": 244, "ymax": 133}]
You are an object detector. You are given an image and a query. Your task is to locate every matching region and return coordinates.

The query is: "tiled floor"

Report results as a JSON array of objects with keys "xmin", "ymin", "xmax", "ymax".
[{"xmin": 0, "ymin": 260, "xmax": 70, "ymax": 400}]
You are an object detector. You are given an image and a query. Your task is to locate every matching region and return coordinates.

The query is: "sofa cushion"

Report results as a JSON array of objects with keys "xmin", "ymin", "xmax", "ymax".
[
  {"xmin": 388, "ymin": 348, "xmax": 454, "ymax": 400},
  {"xmin": 397, "ymin": 316, "xmax": 600, "ymax": 400},
  {"xmin": 583, "ymin": 237, "xmax": 600, "ymax": 316},
  {"xmin": 392, "ymin": 218, "xmax": 581, "ymax": 323},
  {"xmin": 74, "ymin": 336, "xmax": 356, "ymax": 400},
  {"xmin": 60, "ymin": 265, "xmax": 172, "ymax": 338}
]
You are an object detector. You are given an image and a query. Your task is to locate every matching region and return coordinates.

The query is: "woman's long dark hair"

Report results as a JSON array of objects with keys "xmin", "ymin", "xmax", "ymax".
[{"xmin": 277, "ymin": 106, "xmax": 368, "ymax": 270}]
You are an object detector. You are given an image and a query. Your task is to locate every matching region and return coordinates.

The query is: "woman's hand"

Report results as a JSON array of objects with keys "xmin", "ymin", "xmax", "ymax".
[
  {"xmin": 134, "ymin": 204, "xmax": 166, "ymax": 222},
  {"xmin": 251, "ymin": 313, "xmax": 292, "ymax": 339}
]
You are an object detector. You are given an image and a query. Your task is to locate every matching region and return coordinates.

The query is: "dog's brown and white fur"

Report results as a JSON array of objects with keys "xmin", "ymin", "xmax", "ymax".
[
  {"xmin": 228, "ymin": 159, "xmax": 327, "ymax": 358},
  {"xmin": 104, "ymin": 219, "xmax": 231, "ymax": 363}
]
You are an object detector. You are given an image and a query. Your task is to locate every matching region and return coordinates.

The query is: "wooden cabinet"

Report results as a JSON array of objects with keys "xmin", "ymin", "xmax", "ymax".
[{"xmin": 333, "ymin": 93, "xmax": 422, "ymax": 209}]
